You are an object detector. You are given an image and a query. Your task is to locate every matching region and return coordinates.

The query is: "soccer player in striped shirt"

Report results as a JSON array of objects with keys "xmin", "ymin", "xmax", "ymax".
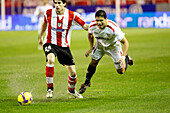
[
  {"xmin": 38, "ymin": 0, "xmax": 89, "ymax": 98},
  {"xmin": 79, "ymin": 10, "xmax": 133, "ymax": 94}
]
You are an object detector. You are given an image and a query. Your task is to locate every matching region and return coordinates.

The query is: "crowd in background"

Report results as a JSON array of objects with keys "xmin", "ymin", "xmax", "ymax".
[{"xmin": 2, "ymin": 0, "xmax": 170, "ymax": 7}]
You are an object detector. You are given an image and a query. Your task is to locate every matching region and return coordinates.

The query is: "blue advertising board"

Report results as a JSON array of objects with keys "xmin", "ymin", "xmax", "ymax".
[
  {"xmin": 0, "ymin": 12, "xmax": 170, "ymax": 31},
  {"xmin": 108, "ymin": 12, "xmax": 170, "ymax": 28},
  {"xmin": 0, "ymin": 14, "xmax": 38, "ymax": 31}
]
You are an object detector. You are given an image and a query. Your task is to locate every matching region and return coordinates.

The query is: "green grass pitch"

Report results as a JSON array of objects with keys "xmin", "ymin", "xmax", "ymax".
[{"xmin": 0, "ymin": 29, "xmax": 170, "ymax": 113}]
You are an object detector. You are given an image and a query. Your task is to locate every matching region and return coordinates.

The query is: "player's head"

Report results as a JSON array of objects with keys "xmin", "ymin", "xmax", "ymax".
[
  {"xmin": 95, "ymin": 10, "xmax": 107, "ymax": 19},
  {"xmin": 53, "ymin": 0, "xmax": 66, "ymax": 14},
  {"xmin": 42, "ymin": 0, "xmax": 48, "ymax": 5},
  {"xmin": 95, "ymin": 10, "xmax": 107, "ymax": 29},
  {"xmin": 53, "ymin": 0, "xmax": 66, "ymax": 4}
]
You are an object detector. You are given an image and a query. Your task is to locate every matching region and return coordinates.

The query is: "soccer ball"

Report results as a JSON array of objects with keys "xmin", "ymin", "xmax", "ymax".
[{"xmin": 18, "ymin": 92, "xmax": 33, "ymax": 105}]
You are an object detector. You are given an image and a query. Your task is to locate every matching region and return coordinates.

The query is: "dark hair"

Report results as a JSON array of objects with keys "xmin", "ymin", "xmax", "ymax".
[
  {"xmin": 53, "ymin": 0, "xmax": 67, "ymax": 4},
  {"xmin": 95, "ymin": 10, "xmax": 107, "ymax": 19}
]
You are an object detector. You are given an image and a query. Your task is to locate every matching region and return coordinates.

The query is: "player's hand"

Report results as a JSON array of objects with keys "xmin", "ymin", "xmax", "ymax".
[
  {"xmin": 39, "ymin": 36, "xmax": 43, "ymax": 45},
  {"xmin": 85, "ymin": 48, "xmax": 93, "ymax": 57},
  {"xmin": 117, "ymin": 56, "xmax": 126, "ymax": 68},
  {"xmin": 83, "ymin": 24, "xmax": 89, "ymax": 31}
]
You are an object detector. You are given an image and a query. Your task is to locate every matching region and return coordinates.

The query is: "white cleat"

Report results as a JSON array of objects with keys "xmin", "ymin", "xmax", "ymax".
[
  {"xmin": 67, "ymin": 90, "xmax": 83, "ymax": 99},
  {"xmin": 47, "ymin": 89, "xmax": 53, "ymax": 98}
]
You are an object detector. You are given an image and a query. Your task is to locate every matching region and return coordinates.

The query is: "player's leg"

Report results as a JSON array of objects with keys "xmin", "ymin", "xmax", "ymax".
[
  {"xmin": 116, "ymin": 54, "xmax": 134, "ymax": 74},
  {"xmin": 126, "ymin": 55, "xmax": 133, "ymax": 66},
  {"xmin": 79, "ymin": 59, "xmax": 100, "ymax": 94},
  {"xmin": 65, "ymin": 65, "xmax": 83, "ymax": 98},
  {"xmin": 108, "ymin": 42, "xmax": 132, "ymax": 74},
  {"xmin": 104, "ymin": 41, "xmax": 127, "ymax": 74},
  {"xmin": 79, "ymin": 45, "xmax": 104, "ymax": 94},
  {"xmin": 85, "ymin": 59, "xmax": 100, "ymax": 85},
  {"xmin": 43, "ymin": 44, "xmax": 57, "ymax": 98},
  {"xmin": 46, "ymin": 53, "xmax": 55, "ymax": 98},
  {"xmin": 65, "ymin": 65, "xmax": 77, "ymax": 92},
  {"xmin": 116, "ymin": 55, "xmax": 128, "ymax": 74}
]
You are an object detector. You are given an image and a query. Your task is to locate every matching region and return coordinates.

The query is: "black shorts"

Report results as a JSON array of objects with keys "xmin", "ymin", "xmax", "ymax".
[{"xmin": 43, "ymin": 43, "xmax": 75, "ymax": 66}]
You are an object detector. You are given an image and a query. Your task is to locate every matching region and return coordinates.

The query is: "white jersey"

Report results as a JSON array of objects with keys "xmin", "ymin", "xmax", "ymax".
[
  {"xmin": 34, "ymin": 4, "xmax": 53, "ymax": 33},
  {"xmin": 34, "ymin": 4, "xmax": 53, "ymax": 17},
  {"xmin": 43, "ymin": 8, "xmax": 86, "ymax": 47},
  {"xmin": 89, "ymin": 19, "xmax": 125, "ymax": 47}
]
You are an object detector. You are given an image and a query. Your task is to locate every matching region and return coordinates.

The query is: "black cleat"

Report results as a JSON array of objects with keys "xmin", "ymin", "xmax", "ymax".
[
  {"xmin": 127, "ymin": 55, "xmax": 133, "ymax": 66},
  {"xmin": 79, "ymin": 83, "xmax": 91, "ymax": 94}
]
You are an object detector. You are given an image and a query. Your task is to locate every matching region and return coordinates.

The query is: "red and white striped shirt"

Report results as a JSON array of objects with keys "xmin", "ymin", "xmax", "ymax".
[
  {"xmin": 43, "ymin": 8, "xmax": 86, "ymax": 47},
  {"xmin": 89, "ymin": 19, "xmax": 125, "ymax": 47}
]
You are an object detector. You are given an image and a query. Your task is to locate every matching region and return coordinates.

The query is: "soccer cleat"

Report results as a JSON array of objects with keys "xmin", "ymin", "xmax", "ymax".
[
  {"xmin": 67, "ymin": 90, "xmax": 83, "ymax": 99},
  {"xmin": 79, "ymin": 83, "xmax": 91, "ymax": 94},
  {"xmin": 127, "ymin": 56, "xmax": 133, "ymax": 66},
  {"xmin": 46, "ymin": 89, "xmax": 53, "ymax": 98}
]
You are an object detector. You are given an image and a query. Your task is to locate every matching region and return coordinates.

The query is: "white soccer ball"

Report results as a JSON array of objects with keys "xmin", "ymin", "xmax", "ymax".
[{"xmin": 17, "ymin": 91, "xmax": 33, "ymax": 105}]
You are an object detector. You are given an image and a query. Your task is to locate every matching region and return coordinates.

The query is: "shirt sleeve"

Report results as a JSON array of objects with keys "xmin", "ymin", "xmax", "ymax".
[
  {"xmin": 115, "ymin": 27, "xmax": 125, "ymax": 41},
  {"xmin": 74, "ymin": 12, "xmax": 86, "ymax": 27}
]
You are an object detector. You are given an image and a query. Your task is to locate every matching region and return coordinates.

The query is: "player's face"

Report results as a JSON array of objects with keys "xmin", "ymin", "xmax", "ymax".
[
  {"xmin": 95, "ymin": 17, "xmax": 107, "ymax": 29},
  {"xmin": 53, "ymin": 0, "xmax": 66, "ymax": 14}
]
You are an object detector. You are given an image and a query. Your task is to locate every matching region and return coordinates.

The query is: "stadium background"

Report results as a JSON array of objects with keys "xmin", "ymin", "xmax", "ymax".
[
  {"xmin": 0, "ymin": 0, "xmax": 170, "ymax": 113},
  {"xmin": 0, "ymin": 0, "xmax": 170, "ymax": 31}
]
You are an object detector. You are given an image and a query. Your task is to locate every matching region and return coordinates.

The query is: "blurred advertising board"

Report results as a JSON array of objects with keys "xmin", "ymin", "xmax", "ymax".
[
  {"xmin": 0, "ymin": 12, "xmax": 170, "ymax": 31},
  {"xmin": 1, "ymin": 4, "xmax": 155, "ymax": 15},
  {"xmin": 67, "ymin": 4, "xmax": 156, "ymax": 13}
]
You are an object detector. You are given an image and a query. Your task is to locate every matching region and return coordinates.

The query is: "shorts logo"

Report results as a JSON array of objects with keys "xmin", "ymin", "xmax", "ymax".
[{"xmin": 45, "ymin": 45, "xmax": 51, "ymax": 52}]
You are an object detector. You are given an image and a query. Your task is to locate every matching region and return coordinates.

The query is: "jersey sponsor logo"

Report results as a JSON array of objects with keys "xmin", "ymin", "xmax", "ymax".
[
  {"xmin": 94, "ymin": 31, "xmax": 98, "ymax": 34},
  {"xmin": 96, "ymin": 37, "xmax": 113, "ymax": 40},
  {"xmin": 51, "ymin": 27, "xmax": 65, "ymax": 32}
]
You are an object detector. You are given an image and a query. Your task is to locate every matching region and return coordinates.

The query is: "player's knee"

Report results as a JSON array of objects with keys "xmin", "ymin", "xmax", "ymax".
[
  {"xmin": 47, "ymin": 53, "xmax": 55, "ymax": 64},
  {"xmin": 70, "ymin": 71, "xmax": 76, "ymax": 77},
  {"xmin": 90, "ymin": 59, "xmax": 99, "ymax": 67},
  {"xmin": 48, "ymin": 58, "xmax": 55, "ymax": 64},
  {"xmin": 117, "ymin": 68, "xmax": 125, "ymax": 74}
]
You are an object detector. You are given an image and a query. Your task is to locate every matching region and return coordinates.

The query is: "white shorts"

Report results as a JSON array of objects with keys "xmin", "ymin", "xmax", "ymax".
[{"xmin": 91, "ymin": 41, "xmax": 123, "ymax": 69}]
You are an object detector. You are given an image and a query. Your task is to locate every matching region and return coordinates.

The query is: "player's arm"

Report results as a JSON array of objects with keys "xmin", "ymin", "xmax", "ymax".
[
  {"xmin": 34, "ymin": 7, "xmax": 42, "ymax": 16},
  {"xmin": 74, "ymin": 13, "xmax": 89, "ymax": 31},
  {"xmin": 38, "ymin": 21, "xmax": 47, "ymax": 45},
  {"xmin": 117, "ymin": 37, "xmax": 129, "ymax": 68},
  {"xmin": 85, "ymin": 33, "xmax": 94, "ymax": 57}
]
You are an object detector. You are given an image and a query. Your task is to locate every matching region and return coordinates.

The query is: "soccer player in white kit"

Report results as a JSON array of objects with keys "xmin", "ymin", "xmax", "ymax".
[
  {"xmin": 34, "ymin": 0, "xmax": 53, "ymax": 50},
  {"xmin": 38, "ymin": 0, "xmax": 89, "ymax": 98},
  {"xmin": 79, "ymin": 10, "xmax": 133, "ymax": 94}
]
